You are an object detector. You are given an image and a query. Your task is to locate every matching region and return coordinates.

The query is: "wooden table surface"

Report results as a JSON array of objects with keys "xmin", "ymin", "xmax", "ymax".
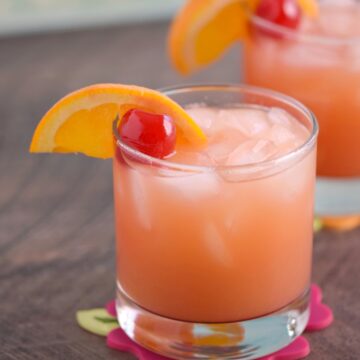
[{"xmin": 1, "ymin": 22, "xmax": 359, "ymax": 360}]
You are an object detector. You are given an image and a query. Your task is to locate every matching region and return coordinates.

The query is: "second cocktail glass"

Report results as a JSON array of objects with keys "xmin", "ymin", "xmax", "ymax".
[{"xmin": 244, "ymin": 0, "xmax": 360, "ymax": 215}]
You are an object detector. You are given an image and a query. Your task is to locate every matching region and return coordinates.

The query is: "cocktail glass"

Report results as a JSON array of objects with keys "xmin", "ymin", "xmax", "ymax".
[{"xmin": 113, "ymin": 85, "xmax": 318, "ymax": 359}]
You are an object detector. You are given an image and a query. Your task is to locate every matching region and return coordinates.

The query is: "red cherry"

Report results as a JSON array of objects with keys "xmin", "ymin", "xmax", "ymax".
[
  {"xmin": 118, "ymin": 109, "xmax": 176, "ymax": 159},
  {"xmin": 255, "ymin": 0, "xmax": 301, "ymax": 30}
]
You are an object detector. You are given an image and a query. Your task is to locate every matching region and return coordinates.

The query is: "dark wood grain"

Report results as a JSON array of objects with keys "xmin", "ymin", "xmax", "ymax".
[{"xmin": 0, "ymin": 21, "xmax": 359, "ymax": 360}]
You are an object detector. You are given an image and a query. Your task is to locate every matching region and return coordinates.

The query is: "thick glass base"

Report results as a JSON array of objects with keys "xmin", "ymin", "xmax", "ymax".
[
  {"xmin": 116, "ymin": 284, "xmax": 310, "ymax": 360},
  {"xmin": 315, "ymin": 176, "xmax": 360, "ymax": 216}
]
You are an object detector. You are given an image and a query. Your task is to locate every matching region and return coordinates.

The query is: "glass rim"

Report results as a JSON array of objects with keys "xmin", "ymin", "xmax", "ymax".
[
  {"xmin": 249, "ymin": 11, "xmax": 360, "ymax": 46},
  {"xmin": 113, "ymin": 83, "xmax": 318, "ymax": 174}
]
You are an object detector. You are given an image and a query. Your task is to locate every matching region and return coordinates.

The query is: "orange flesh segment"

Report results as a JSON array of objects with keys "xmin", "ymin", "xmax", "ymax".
[
  {"xmin": 54, "ymin": 103, "xmax": 118, "ymax": 158},
  {"xmin": 30, "ymin": 84, "xmax": 206, "ymax": 159},
  {"xmin": 194, "ymin": 2, "xmax": 248, "ymax": 66},
  {"xmin": 168, "ymin": 0, "xmax": 253, "ymax": 75},
  {"xmin": 297, "ymin": 0, "xmax": 319, "ymax": 17}
]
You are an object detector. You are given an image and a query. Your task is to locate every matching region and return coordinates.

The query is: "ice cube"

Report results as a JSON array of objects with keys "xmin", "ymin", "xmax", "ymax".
[
  {"xmin": 224, "ymin": 212, "xmax": 236, "ymax": 231},
  {"xmin": 186, "ymin": 107, "xmax": 221, "ymax": 136},
  {"xmin": 170, "ymin": 150, "xmax": 213, "ymax": 166},
  {"xmin": 128, "ymin": 170, "xmax": 152, "ymax": 230},
  {"xmin": 219, "ymin": 108, "xmax": 270, "ymax": 137},
  {"xmin": 204, "ymin": 128, "xmax": 246, "ymax": 164},
  {"xmin": 158, "ymin": 172, "xmax": 220, "ymax": 200},
  {"xmin": 226, "ymin": 139, "xmax": 277, "ymax": 166},
  {"xmin": 270, "ymin": 124, "xmax": 296, "ymax": 145},
  {"xmin": 268, "ymin": 107, "xmax": 292, "ymax": 126},
  {"xmin": 318, "ymin": 1, "xmax": 360, "ymax": 37},
  {"xmin": 262, "ymin": 149, "xmax": 316, "ymax": 203},
  {"xmin": 203, "ymin": 223, "xmax": 233, "ymax": 267},
  {"xmin": 206, "ymin": 142, "xmax": 232, "ymax": 163}
]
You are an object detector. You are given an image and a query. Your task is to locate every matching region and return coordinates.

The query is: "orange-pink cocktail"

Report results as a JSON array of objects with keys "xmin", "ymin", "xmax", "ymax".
[
  {"xmin": 244, "ymin": 0, "xmax": 360, "ymax": 215},
  {"xmin": 113, "ymin": 85, "xmax": 318, "ymax": 359}
]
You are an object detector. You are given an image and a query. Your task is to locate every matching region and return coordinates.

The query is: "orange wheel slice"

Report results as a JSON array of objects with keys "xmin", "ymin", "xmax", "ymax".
[
  {"xmin": 168, "ymin": 0, "xmax": 256, "ymax": 75},
  {"xmin": 30, "ymin": 84, "xmax": 206, "ymax": 159}
]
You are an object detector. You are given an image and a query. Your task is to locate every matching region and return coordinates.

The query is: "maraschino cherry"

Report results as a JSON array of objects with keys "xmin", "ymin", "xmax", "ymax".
[
  {"xmin": 118, "ymin": 109, "xmax": 176, "ymax": 159},
  {"xmin": 255, "ymin": 0, "xmax": 302, "ymax": 30}
]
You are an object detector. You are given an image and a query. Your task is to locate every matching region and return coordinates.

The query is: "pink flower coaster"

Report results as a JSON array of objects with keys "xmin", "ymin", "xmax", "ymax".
[
  {"xmin": 307, "ymin": 284, "xmax": 333, "ymax": 331},
  {"xmin": 105, "ymin": 284, "xmax": 333, "ymax": 360},
  {"xmin": 106, "ymin": 300, "xmax": 116, "ymax": 317},
  {"xmin": 107, "ymin": 329, "xmax": 169, "ymax": 360}
]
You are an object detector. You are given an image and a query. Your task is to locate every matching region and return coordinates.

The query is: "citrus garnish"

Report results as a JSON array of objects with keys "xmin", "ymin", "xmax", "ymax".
[
  {"xmin": 168, "ymin": 0, "xmax": 254, "ymax": 75},
  {"xmin": 30, "ymin": 84, "xmax": 206, "ymax": 159},
  {"xmin": 76, "ymin": 309, "xmax": 118, "ymax": 337},
  {"xmin": 321, "ymin": 215, "xmax": 360, "ymax": 232},
  {"xmin": 168, "ymin": 0, "xmax": 318, "ymax": 75},
  {"xmin": 297, "ymin": 0, "xmax": 319, "ymax": 17}
]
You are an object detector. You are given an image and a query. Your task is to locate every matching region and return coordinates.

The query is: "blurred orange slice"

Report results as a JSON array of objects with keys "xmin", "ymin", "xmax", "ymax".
[
  {"xmin": 168, "ymin": 0, "xmax": 253, "ymax": 75},
  {"xmin": 321, "ymin": 215, "xmax": 360, "ymax": 232},
  {"xmin": 168, "ymin": 0, "xmax": 318, "ymax": 75},
  {"xmin": 30, "ymin": 84, "xmax": 206, "ymax": 159}
]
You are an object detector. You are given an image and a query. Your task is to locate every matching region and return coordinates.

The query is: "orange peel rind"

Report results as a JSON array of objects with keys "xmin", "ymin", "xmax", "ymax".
[{"xmin": 30, "ymin": 84, "xmax": 206, "ymax": 159}]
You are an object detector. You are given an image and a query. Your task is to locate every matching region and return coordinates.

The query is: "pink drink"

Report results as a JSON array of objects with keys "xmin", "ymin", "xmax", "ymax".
[
  {"xmin": 245, "ymin": 0, "xmax": 360, "ymax": 178},
  {"xmin": 173, "ymin": 105, "xmax": 310, "ymax": 167},
  {"xmin": 114, "ymin": 88, "xmax": 316, "ymax": 323},
  {"xmin": 113, "ymin": 85, "xmax": 317, "ymax": 359}
]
